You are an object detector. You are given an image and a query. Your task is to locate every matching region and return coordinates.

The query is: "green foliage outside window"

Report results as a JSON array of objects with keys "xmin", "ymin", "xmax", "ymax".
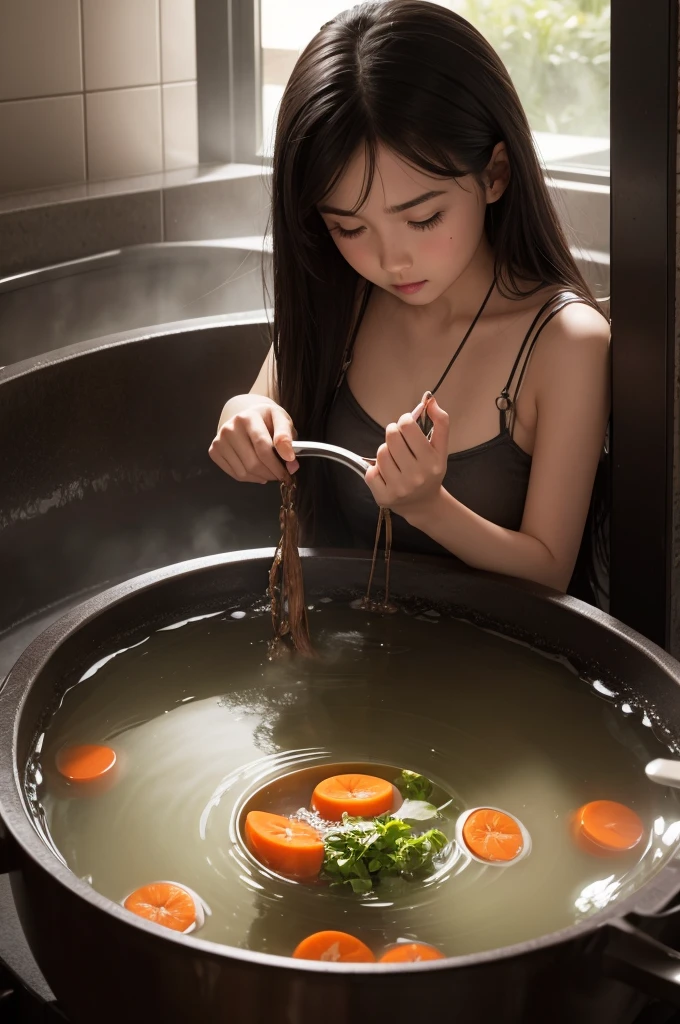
[{"xmin": 451, "ymin": 0, "xmax": 610, "ymax": 136}]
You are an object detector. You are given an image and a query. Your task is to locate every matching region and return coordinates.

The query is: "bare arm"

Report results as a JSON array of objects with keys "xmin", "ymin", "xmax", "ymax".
[
  {"xmin": 217, "ymin": 346, "xmax": 279, "ymax": 427},
  {"xmin": 210, "ymin": 346, "xmax": 298, "ymax": 482},
  {"xmin": 367, "ymin": 304, "xmax": 610, "ymax": 591}
]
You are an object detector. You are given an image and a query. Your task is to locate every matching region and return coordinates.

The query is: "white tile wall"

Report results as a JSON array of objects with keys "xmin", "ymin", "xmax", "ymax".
[
  {"xmin": 160, "ymin": 0, "xmax": 197, "ymax": 82},
  {"xmin": 82, "ymin": 0, "xmax": 160, "ymax": 92},
  {"xmin": 0, "ymin": 0, "xmax": 83, "ymax": 101},
  {"xmin": 86, "ymin": 87, "xmax": 163, "ymax": 180},
  {"xmin": 162, "ymin": 82, "xmax": 198, "ymax": 169},
  {"xmin": 0, "ymin": 95, "xmax": 85, "ymax": 194},
  {"xmin": 0, "ymin": 0, "xmax": 198, "ymax": 196}
]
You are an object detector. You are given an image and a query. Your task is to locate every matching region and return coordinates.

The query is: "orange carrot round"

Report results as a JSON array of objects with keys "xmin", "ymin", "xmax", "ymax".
[
  {"xmin": 56, "ymin": 744, "xmax": 116, "ymax": 782},
  {"xmin": 461, "ymin": 808, "xmax": 525, "ymax": 863},
  {"xmin": 124, "ymin": 882, "xmax": 200, "ymax": 933},
  {"xmin": 245, "ymin": 811, "xmax": 324, "ymax": 878},
  {"xmin": 311, "ymin": 774, "xmax": 394, "ymax": 821},
  {"xmin": 293, "ymin": 930, "xmax": 376, "ymax": 962},
  {"xmin": 573, "ymin": 800, "xmax": 644, "ymax": 855},
  {"xmin": 379, "ymin": 942, "xmax": 445, "ymax": 963}
]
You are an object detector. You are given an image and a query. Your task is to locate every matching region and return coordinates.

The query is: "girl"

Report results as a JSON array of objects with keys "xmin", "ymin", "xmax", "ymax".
[{"xmin": 209, "ymin": 0, "xmax": 610, "ymax": 600}]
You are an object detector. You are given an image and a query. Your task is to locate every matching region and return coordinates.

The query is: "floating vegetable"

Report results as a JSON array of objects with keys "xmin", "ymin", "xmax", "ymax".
[
  {"xmin": 458, "ymin": 807, "xmax": 528, "ymax": 864},
  {"xmin": 379, "ymin": 942, "xmax": 445, "ymax": 962},
  {"xmin": 123, "ymin": 882, "xmax": 203, "ymax": 933},
  {"xmin": 245, "ymin": 811, "xmax": 324, "ymax": 878},
  {"xmin": 394, "ymin": 769, "xmax": 434, "ymax": 802},
  {"xmin": 293, "ymin": 930, "xmax": 376, "ymax": 962},
  {"xmin": 573, "ymin": 800, "xmax": 644, "ymax": 855},
  {"xmin": 322, "ymin": 813, "xmax": 448, "ymax": 894},
  {"xmin": 312, "ymin": 773, "xmax": 395, "ymax": 821},
  {"xmin": 56, "ymin": 744, "xmax": 116, "ymax": 783}
]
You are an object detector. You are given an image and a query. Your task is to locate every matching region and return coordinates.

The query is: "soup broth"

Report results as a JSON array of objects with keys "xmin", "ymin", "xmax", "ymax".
[{"xmin": 27, "ymin": 599, "xmax": 680, "ymax": 959}]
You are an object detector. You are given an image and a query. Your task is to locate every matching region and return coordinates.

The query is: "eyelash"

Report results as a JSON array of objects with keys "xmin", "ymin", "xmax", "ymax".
[{"xmin": 334, "ymin": 211, "xmax": 444, "ymax": 239}]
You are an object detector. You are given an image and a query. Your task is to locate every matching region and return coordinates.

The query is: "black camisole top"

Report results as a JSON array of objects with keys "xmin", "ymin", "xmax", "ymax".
[{"xmin": 324, "ymin": 289, "xmax": 585, "ymax": 559}]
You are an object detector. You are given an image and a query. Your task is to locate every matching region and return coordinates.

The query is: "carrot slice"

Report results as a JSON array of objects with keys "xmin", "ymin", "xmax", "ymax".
[
  {"xmin": 245, "ymin": 811, "xmax": 324, "ymax": 878},
  {"xmin": 124, "ymin": 882, "xmax": 198, "ymax": 933},
  {"xmin": 462, "ymin": 808, "xmax": 524, "ymax": 863},
  {"xmin": 293, "ymin": 930, "xmax": 376, "ymax": 962},
  {"xmin": 574, "ymin": 800, "xmax": 644, "ymax": 855},
  {"xmin": 379, "ymin": 942, "xmax": 445, "ymax": 963},
  {"xmin": 311, "ymin": 774, "xmax": 394, "ymax": 821},
  {"xmin": 56, "ymin": 744, "xmax": 116, "ymax": 782}
]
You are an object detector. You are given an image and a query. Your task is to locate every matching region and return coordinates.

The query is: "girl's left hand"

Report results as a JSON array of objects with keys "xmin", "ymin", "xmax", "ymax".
[{"xmin": 365, "ymin": 396, "xmax": 450, "ymax": 516}]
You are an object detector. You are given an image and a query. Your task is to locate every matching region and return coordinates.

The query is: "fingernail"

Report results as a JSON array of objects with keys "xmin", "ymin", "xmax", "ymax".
[
  {"xmin": 411, "ymin": 401, "xmax": 424, "ymax": 419},
  {"xmin": 288, "ymin": 459, "xmax": 299, "ymax": 473}
]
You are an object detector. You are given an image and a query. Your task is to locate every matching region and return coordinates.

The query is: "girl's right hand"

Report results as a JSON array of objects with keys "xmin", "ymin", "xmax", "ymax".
[{"xmin": 209, "ymin": 397, "xmax": 299, "ymax": 483}]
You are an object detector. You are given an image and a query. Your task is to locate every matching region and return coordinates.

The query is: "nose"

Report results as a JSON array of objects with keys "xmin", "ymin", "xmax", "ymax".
[{"xmin": 379, "ymin": 240, "xmax": 413, "ymax": 275}]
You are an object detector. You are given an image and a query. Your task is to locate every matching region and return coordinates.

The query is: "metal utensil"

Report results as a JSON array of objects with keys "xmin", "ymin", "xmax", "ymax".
[
  {"xmin": 646, "ymin": 759, "xmax": 680, "ymax": 789},
  {"xmin": 290, "ymin": 440, "xmax": 374, "ymax": 480}
]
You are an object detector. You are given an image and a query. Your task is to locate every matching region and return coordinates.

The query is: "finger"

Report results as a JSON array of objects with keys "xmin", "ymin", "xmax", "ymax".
[
  {"xmin": 396, "ymin": 412, "xmax": 432, "ymax": 457},
  {"xmin": 269, "ymin": 405, "xmax": 297, "ymax": 462},
  {"xmin": 226, "ymin": 427, "xmax": 283, "ymax": 482},
  {"xmin": 210, "ymin": 443, "xmax": 246, "ymax": 481},
  {"xmin": 426, "ymin": 398, "xmax": 450, "ymax": 454},
  {"xmin": 384, "ymin": 422, "xmax": 418, "ymax": 470},
  {"xmin": 364, "ymin": 464, "xmax": 389, "ymax": 504},
  {"xmin": 411, "ymin": 390, "xmax": 433, "ymax": 420},
  {"xmin": 376, "ymin": 441, "xmax": 401, "ymax": 482},
  {"xmin": 247, "ymin": 423, "xmax": 292, "ymax": 481}
]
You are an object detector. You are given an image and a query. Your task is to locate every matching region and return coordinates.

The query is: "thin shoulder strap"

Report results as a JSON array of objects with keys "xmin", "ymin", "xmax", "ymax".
[
  {"xmin": 334, "ymin": 280, "xmax": 373, "ymax": 394},
  {"xmin": 431, "ymin": 276, "xmax": 496, "ymax": 396},
  {"xmin": 496, "ymin": 291, "xmax": 585, "ymax": 434}
]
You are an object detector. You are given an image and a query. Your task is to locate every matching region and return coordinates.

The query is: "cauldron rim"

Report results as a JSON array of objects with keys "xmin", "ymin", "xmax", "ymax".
[
  {"xmin": 0, "ymin": 312, "xmax": 269, "ymax": 385},
  {"xmin": 2, "ymin": 547, "xmax": 680, "ymax": 976}
]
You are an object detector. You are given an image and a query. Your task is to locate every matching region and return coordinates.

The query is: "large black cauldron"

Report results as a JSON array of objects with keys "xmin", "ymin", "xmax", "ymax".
[{"xmin": 4, "ymin": 551, "xmax": 680, "ymax": 1024}]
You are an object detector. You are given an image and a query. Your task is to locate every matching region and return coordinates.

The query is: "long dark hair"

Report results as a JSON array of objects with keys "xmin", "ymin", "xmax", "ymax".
[{"xmin": 270, "ymin": 0, "xmax": 607, "ymax": 598}]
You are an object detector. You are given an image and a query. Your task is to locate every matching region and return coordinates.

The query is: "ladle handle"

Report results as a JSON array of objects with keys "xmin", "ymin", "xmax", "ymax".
[
  {"xmin": 290, "ymin": 441, "xmax": 373, "ymax": 480},
  {"xmin": 603, "ymin": 918, "xmax": 680, "ymax": 1006},
  {"xmin": 645, "ymin": 758, "xmax": 680, "ymax": 789}
]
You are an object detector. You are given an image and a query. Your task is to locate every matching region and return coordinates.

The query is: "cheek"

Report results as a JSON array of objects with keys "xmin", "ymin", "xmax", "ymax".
[
  {"xmin": 428, "ymin": 207, "xmax": 486, "ymax": 268},
  {"xmin": 332, "ymin": 237, "xmax": 374, "ymax": 275}
]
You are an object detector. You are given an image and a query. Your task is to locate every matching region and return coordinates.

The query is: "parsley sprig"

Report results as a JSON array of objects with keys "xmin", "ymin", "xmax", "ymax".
[
  {"xmin": 321, "ymin": 813, "xmax": 448, "ymax": 894},
  {"xmin": 394, "ymin": 770, "xmax": 434, "ymax": 802}
]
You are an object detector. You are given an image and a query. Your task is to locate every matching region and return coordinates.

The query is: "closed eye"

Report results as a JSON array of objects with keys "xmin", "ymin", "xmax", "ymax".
[
  {"xmin": 409, "ymin": 211, "xmax": 443, "ymax": 231},
  {"xmin": 334, "ymin": 224, "xmax": 365, "ymax": 239},
  {"xmin": 333, "ymin": 211, "xmax": 444, "ymax": 239}
]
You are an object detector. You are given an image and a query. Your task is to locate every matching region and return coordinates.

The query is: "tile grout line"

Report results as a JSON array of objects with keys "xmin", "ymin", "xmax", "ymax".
[
  {"xmin": 79, "ymin": 0, "xmax": 89, "ymax": 180},
  {"xmin": 158, "ymin": 0, "xmax": 165, "ymax": 240},
  {"xmin": 158, "ymin": 0, "xmax": 166, "ymax": 184},
  {"xmin": 0, "ymin": 80, "xmax": 197, "ymax": 107}
]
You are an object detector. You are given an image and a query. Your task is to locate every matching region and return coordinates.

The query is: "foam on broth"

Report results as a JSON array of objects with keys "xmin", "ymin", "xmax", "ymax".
[{"xmin": 26, "ymin": 599, "xmax": 680, "ymax": 959}]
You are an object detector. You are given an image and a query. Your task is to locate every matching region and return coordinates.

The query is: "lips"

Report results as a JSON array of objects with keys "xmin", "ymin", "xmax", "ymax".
[{"xmin": 393, "ymin": 281, "xmax": 427, "ymax": 295}]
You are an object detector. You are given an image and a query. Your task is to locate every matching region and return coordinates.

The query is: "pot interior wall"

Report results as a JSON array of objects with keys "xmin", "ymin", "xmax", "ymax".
[{"xmin": 0, "ymin": 320, "xmax": 279, "ymax": 679}]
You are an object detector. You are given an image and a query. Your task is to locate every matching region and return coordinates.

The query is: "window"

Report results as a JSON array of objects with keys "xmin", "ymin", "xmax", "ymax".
[
  {"xmin": 260, "ymin": 0, "xmax": 351, "ymax": 157},
  {"xmin": 260, "ymin": 0, "xmax": 610, "ymax": 177}
]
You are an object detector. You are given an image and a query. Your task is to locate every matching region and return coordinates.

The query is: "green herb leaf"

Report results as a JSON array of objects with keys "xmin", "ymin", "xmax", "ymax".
[
  {"xmin": 394, "ymin": 770, "xmax": 434, "ymax": 801},
  {"xmin": 396, "ymin": 798, "xmax": 440, "ymax": 822},
  {"xmin": 321, "ymin": 812, "xmax": 448, "ymax": 893}
]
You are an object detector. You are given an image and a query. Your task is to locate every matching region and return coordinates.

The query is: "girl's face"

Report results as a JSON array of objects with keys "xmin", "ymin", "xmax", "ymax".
[{"xmin": 318, "ymin": 144, "xmax": 505, "ymax": 304}]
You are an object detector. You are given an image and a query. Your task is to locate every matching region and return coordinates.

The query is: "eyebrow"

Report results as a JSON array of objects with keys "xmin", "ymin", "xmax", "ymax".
[{"xmin": 318, "ymin": 190, "xmax": 446, "ymax": 217}]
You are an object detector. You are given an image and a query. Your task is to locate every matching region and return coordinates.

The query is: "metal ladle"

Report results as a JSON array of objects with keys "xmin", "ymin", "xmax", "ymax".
[
  {"xmin": 290, "ymin": 440, "xmax": 375, "ymax": 480},
  {"xmin": 646, "ymin": 760, "xmax": 680, "ymax": 789}
]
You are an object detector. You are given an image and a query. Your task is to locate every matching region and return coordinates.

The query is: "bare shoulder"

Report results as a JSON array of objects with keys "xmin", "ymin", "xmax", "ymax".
[
  {"xmin": 548, "ymin": 299, "xmax": 610, "ymax": 344},
  {"xmin": 533, "ymin": 299, "xmax": 610, "ymax": 382}
]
